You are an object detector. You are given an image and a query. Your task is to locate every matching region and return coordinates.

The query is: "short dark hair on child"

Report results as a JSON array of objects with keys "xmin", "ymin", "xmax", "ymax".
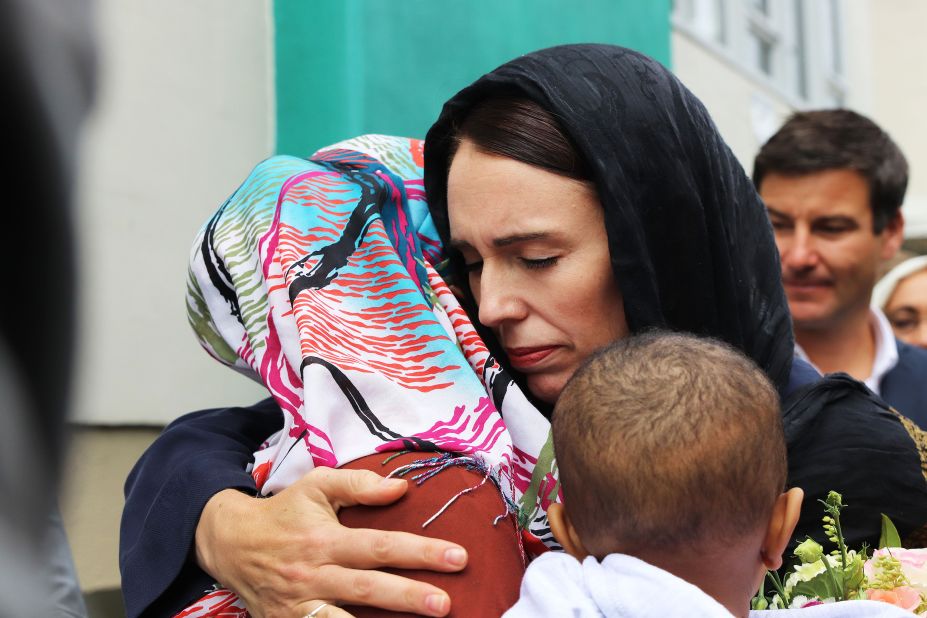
[
  {"xmin": 552, "ymin": 331, "xmax": 786, "ymax": 557},
  {"xmin": 752, "ymin": 109, "xmax": 908, "ymax": 233}
]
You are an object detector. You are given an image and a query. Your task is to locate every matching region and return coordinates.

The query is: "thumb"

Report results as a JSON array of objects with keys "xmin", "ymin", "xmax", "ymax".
[{"xmin": 302, "ymin": 466, "xmax": 408, "ymax": 510}]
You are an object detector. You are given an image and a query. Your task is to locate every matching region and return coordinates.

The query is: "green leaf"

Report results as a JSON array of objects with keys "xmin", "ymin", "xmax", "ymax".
[
  {"xmin": 791, "ymin": 569, "xmax": 842, "ymax": 602},
  {"xmin": 879, "ymin": 514, "xmax": 902, "ymax": 549},
  {"xmin": 843, "ymin": 554, "xmax": 867, "ymax": 598}
]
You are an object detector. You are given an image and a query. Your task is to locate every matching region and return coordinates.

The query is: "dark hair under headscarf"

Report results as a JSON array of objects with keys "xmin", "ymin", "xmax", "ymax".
[{"xmin": 424, "ymin": 44, "xmax": 794, "ymax": 393}]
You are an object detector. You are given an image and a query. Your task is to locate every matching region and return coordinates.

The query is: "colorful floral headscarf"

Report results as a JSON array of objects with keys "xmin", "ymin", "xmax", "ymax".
[{"xmin": 187, "ymin": 134, "xmax": 557, "ymax": 536}]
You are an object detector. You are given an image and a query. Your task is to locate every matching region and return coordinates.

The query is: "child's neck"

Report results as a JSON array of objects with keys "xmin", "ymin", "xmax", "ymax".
[{"xmin": 633, "ymin": 543, "xmax": 762, "ymax": 618}]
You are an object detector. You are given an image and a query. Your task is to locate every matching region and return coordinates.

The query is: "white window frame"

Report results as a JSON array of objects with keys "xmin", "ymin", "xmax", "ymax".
[{"xmin": 672, "ymin": 0, "xmax": 848, "ymax": 108}]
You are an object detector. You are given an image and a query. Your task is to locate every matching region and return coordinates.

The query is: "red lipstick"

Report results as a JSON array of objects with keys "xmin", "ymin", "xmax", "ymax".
[{"xmin": 505, "ymin": 346, "xmax": 558, "ymax": 369}]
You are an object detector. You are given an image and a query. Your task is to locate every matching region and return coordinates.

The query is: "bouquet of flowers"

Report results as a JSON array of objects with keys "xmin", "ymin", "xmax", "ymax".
[{"xmin": 752, "ymin": 491, "xmax": 927, "ymax": 614}]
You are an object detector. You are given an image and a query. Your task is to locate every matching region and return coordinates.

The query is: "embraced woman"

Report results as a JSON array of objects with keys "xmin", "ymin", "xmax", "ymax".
[{"xmin": 121, "ymin": 45, "xmax": 927, "ymax": 618}]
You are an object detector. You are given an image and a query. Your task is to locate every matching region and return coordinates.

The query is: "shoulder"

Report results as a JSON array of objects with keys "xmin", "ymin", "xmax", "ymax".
[
  {"xmin": 780, "ymin": 373, "xmax": 890, "ymax": 440},
  {"xmin": 892, "ymin": 337, "xmax": 927, "ymax": 370},
  {"xmin": 780, "ymin": 372, "xmax": 927, "ymax": 548},
  {"xmin": 502, "ymin": 552, "xmax": 601, "ymax": 618},
  {"xmin": 781, "ymin": 357, "xmax": 821, "ymax": 399},
  {"xmin": 880, "ymin": 338, "xmax": 927, "ymax": 428},
  {"xmin": 523, "ymin": 551, "xmax": 586, "ymax": 587}
]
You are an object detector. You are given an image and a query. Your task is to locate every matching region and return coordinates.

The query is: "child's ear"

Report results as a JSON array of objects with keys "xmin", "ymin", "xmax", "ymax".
[
  {"xmin": 547, "ymin": 503, "xmax": 591, "ymax": 560},
  {"xmin": 761, "ymin": 487, "xmax": 804, "ymax": 570}
]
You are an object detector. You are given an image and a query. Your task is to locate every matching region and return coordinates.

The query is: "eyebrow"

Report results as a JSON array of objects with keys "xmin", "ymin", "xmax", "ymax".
[
  {"xmin": 765, "ymin": 207, "xmax": 790, "ymax": 219},
  {"xmin": 765, "ymin": 207, "xmax": 856, "ymax": 224},
  {"xmin": 449, "ymin": 231, "xmax": 553, "ymax": 250}
]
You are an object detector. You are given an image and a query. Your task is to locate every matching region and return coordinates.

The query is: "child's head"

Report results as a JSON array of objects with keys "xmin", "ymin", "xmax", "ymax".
[{"xmin": 549, "ymin": 332, "xmax": 801, "ymax": 585}]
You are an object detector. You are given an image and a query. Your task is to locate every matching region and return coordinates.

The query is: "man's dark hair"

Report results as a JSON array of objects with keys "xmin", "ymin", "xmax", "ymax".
[
  {"xmin": 552, "ymin": 331, "xmax": 785, "ymax": 558},
  {"xmin": 753, "ymin": 109, "xmax": 908, "ymax": 232}
]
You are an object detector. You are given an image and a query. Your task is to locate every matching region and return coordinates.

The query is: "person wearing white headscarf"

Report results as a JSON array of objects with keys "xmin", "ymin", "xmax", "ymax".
[{"xmin": 873, "ymin": 255, "xmax": 927, "ymax": 349}]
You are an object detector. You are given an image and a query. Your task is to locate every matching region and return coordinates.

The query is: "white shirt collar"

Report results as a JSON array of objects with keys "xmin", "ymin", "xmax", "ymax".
[{"xmin": 793, "ymin": 307, "xmax": 899, "ymax": 395}]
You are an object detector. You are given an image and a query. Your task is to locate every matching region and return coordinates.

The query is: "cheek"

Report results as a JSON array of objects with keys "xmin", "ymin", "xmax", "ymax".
[
  {"xmin": 843, "ymin": 236, "xmax": 885, "ymax": 266},
  {"xmin": 595, "ymin": 286, "xmax": 628, "ymax": 342},
  {"xmin": 468, "ymin": 274, "xmax": 482, "ymax": 304},
  {"xmin": 571, "ymin": 261, "xmax": 626, "ymax": 345},
  {"xmin": 821, "ymin": 249, "xmax": 867, "ymax": 287}
]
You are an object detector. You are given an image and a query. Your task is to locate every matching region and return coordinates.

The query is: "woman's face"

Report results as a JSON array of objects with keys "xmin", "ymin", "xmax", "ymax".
[
  {"xmin": 885, "ymin": 269, "xmax": 927, "ymax": 349},
  {"xmin": 447, "ymin": 139, "xmax": 628, "ymax": 403}
]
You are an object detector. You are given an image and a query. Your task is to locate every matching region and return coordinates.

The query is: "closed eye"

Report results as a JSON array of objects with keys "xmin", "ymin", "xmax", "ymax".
[
  {"xmin": 888, "ymin": 308, "xmax": 919, "ymax": 332},
  {"xmin": 464, "ymin": 260, "xmax": 483, "ymax": 274},
  {"xmin": 813, "ymin": 218, "xmax": 857, "ymax": 235},
  {"xmin": 766, "ymin": 209, "xmax": 792, "ymax": 231},
  {"xmin": 891, "ymin": 319, "xmax": 918, "ymax": 331},
  {"xmin": 521, "ymin": 256, "xmax": 559, "ymax": 269},
  {"xmin": 816, "ymin": 224, "xmax": 853, "ymax": 234}
]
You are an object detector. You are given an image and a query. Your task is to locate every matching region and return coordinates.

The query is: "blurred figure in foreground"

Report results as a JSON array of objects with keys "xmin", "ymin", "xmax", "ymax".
[
  {"xmin": 755, "ymin": 109, "xmax": 927, "ymax": 429},
  {"xmin": 0, "ymin": 0, "xmax": 95, "ymax": 614}
]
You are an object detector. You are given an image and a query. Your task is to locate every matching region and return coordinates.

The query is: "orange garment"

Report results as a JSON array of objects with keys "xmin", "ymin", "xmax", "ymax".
[{"xmin": 340, "ymin": 452, "xmax": 526, "ymax": 617}]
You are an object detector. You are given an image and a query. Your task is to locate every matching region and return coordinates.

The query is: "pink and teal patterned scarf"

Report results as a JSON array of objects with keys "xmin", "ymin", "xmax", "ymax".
[{"xmin": 182, "ymin": 135, "xmax": 559, "ymax": 614}]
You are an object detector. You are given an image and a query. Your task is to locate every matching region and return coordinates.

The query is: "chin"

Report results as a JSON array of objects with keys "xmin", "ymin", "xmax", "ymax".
[
  {"xmin": 527, "ymin": 374, "xmax": 567, "ymax": 405},
  {"xmin": 789, "ymin": 305, "xmax": 837, "ymax": 331},
  {"xmin": 792, "ymin": 314, "xmax": 839, "ymax": 332}
]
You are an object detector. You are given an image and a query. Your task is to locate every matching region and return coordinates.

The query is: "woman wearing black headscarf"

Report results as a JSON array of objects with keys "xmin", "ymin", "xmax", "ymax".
[
  {"xmin": 422, "ymin": 42, "xmax": 927, "ymax": 561},
  {"xmin": 120, "ymin": 44, "xmax": 927, "ymax": 618}
]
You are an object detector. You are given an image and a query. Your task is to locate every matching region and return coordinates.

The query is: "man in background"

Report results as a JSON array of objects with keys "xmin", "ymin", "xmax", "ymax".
[{"xmin": 755, "ymin": 109, "xmax": 927, "ymax": 429}]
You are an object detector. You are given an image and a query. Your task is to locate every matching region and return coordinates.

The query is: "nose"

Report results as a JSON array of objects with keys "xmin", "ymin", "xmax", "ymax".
[
  {"xmin": 781, "ymin": 227, "xmax": 819, "ymax": 272},
  {"xmin": 474, "ymin": 262, "xmax": 528, "ymax": 329}
]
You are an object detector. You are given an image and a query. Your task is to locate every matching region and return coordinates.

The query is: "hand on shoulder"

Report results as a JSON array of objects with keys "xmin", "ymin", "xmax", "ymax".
[{"xmin": 195, "ymin": 467, "xmax": 468, "ymax": 617}]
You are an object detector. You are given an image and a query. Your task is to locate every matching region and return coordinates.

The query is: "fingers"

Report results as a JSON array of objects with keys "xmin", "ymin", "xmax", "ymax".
[
  {"xmin": 304, "ymin": 566, "xmax": 452, "ymax": 617},
  {"xmin": 302, "ymin": 467, "xmax": 409, "ymax": 510},
  {"xmin": 214, "ymin": 467, "xmax": 465, "ymax": 617},
  {"xmin": 327, "ymin": 527, "xmax": 468, "ymax": 573},
  {"xmin": 296, "ymin": 601, "xmax": 355, "ymax": 618},
  {"xmin": 296, "ymin": 467, "xmax": 468, "ymax": 572}
]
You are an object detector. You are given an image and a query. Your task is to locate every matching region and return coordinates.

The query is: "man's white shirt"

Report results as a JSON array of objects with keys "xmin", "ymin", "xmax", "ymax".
[{"xmin": 793, "ymin": 307, "xmax": 898, "ymax": 395}]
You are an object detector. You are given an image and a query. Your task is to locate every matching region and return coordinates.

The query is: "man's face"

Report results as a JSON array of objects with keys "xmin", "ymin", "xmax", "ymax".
[{"xmin": 761, "ymin": 169, "xmax": 904, "ymax": 332}]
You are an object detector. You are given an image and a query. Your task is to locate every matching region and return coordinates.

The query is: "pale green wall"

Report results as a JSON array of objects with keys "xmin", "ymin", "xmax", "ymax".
[{"xmin": 274, "ymin": 0, "xmax": 672, "ymax": 155}]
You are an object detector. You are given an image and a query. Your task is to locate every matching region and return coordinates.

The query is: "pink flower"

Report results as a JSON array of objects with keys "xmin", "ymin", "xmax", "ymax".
[
  {"xmin": 866, "ymin": 548, "xmax": 927, "ymax": 595},
  {"xmin": 800, "ymin": 600, "xmax": 824, "ymax": 608},
  {"xmin": 866, "ymin": 586, "xmax": 922, "ymax": 613}
]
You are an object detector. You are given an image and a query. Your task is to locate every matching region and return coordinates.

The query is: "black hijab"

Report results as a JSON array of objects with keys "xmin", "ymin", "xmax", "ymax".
[
  {"xmin": 424, "ymin": 44, "xmax": 927, "ymax": 549},
  {"xmin": 424, "ymin": 44, "xmax": 793, "ymax": 392}
]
